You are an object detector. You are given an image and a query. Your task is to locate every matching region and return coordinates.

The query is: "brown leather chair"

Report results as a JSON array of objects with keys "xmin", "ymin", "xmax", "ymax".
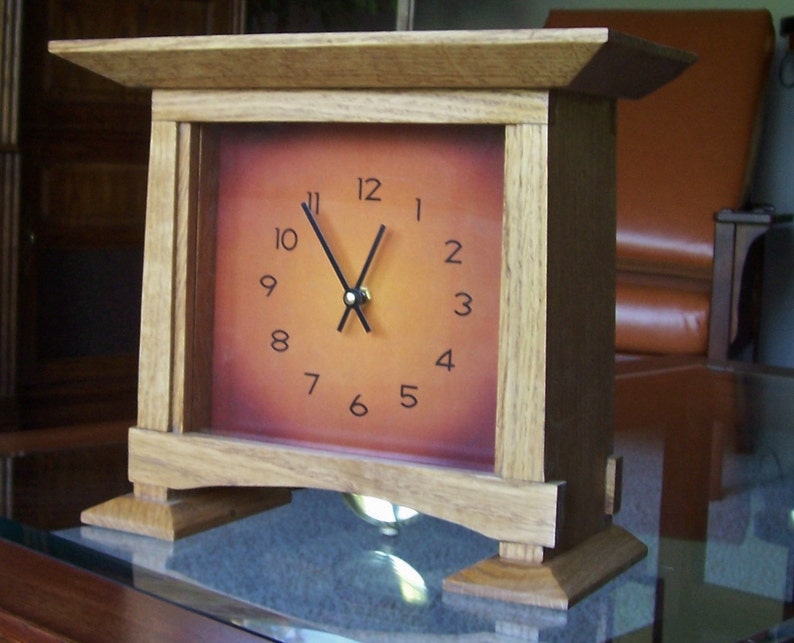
[{"xmin": 545, "ymin": 10, "xmax": 776, "ymax": 356}]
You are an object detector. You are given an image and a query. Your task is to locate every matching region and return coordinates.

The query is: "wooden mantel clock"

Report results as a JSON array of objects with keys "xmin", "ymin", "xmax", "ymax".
[{"xmin": 50, "ymin": 29, "xmax": 693, "ymax": 609}]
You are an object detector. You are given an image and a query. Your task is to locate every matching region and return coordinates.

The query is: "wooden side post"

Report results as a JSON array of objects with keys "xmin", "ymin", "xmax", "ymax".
[
  {"xmin": 82, "ymin": 121, "xmax": 289, "ymax": 538},
  {"xmin": 444, "ymin": 92, "xmax": 646, "ymax": 609}
]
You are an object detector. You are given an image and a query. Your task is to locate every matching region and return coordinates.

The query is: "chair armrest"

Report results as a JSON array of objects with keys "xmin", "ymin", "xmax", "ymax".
[
  {"xmin": 709, "ymin": 207, "xmax": 793, "ymax": 360},
  {"xmin": 713, "ymin": 206, "xmax": 786, "ymax": 225}
]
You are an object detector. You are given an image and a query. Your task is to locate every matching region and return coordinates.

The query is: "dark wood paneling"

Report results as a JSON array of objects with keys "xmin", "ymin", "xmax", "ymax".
[
  {"xmin": 0, "ymin": 420, "xmax": 132, "ymax": 529},
  {"xmin": 16, "ymin": 0, "xmax": 243, "ymax": 428}
]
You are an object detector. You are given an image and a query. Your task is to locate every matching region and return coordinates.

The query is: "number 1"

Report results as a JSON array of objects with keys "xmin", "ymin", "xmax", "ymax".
[{"xmin": 306, "ymin": 191, "xmax": 320, "ymax": 215}]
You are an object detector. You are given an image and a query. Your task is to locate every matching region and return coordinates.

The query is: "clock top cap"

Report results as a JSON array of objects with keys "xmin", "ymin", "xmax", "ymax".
[{"xmin": 49, "ymin": 28, "xmax": 695, "ymax": 99}]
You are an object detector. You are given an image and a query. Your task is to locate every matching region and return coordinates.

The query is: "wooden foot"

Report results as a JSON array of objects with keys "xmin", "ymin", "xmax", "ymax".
[
  {"xmin": 443, "ymin": 525, "xmax": 646, "ymax": 610},
  {"xmin": 81, "ymin": 487, "xmax": 291, "ymax": 540}
]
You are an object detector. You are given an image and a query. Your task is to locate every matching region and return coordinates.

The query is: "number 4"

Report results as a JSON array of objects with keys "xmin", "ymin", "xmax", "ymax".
[{"xmin": 435, "ymin": 349, "xmax": 455, "ymax": 371}]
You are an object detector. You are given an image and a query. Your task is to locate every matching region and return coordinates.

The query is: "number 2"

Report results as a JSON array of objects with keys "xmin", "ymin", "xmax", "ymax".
[{"xmin": 444, "ymin": 240, "xmax": 462, "ymax": 264}]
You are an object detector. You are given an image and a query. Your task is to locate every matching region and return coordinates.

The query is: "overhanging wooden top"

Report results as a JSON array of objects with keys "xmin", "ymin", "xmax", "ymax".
[{"xmin": 49, "ymin": 28, "xmax": 695, "ymax": 99}]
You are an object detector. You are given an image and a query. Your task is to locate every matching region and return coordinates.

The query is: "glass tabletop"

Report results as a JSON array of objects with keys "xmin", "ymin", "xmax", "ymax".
[{"xmin": 8, "ymin": 358, "xmax": 794, "ymax": 641}]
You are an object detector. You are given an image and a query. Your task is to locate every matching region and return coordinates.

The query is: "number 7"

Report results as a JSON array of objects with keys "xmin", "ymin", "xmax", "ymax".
[{"xmin": 304, "ymin": 372, "xmax": 320, "ymax": 395}]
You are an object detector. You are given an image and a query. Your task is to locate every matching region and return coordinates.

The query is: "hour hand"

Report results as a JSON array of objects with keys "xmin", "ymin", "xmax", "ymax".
[
  {"xmin": 301, "ymin": 202, "xmax": 372, "ymax": 333},
  {"xmin": 338, "ymin": 223, "xmax": 386, "ymax": 332}
]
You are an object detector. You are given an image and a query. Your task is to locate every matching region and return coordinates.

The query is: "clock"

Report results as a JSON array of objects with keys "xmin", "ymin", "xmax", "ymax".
[
  {"xmin": 211, "ymin": 121, "xmax": 503, "ymax": 469},
  {"xmin": 50, "ymin": 29, "xmax": 693, "ymax": 608}
]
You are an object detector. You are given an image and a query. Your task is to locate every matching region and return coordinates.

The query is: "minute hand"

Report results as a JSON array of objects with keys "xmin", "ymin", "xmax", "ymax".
[
  {"xmin": 338, "ymin": 223, "xmax": 386, "ymax": 332},
  {"xmin": 301, "ymin": 202, "xmax": 371, "ymax": 333}
]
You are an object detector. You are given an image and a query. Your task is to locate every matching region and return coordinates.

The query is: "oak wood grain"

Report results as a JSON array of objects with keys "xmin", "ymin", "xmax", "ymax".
[
  {"xmin": 170, "ymin": 122, "xmax": 200, "ymax": 434},
  {"xmin": 496, "ymin": 122, "xmax": 549, "ymax": 484},
  {"xmin": 189, "ymin": 124, "xmax": 220, "ymax": 431},
  {"xmin": 152, "ymin": 89, "xmax": 551, "ymax": 124},
  {"xmin": 495, "ymin": 120, "xmax": 550, "ymax": 565},
  {"xmin": 137, "ymin": 121, "xmax": 178, "ymax": 432},
  {"xmin": 444, "ymin": 525, "xmax": 647, "ymax": 609},
  {"xmin": 49, "ymin": 28, "xmax": 694, "ymax": 98},
  {"xmin": 127, "ymin": 427, "xmax": 562, "ymax": 547},
  {"xmin": 542, "ymin": 92, "xmax": 617, "ymax": 554},
  {"xmin": 82, "ymin": 485, "xmax": 290, "ymax": 540}
]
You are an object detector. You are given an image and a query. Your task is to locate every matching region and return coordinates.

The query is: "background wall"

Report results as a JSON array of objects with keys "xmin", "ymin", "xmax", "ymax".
[{"xmin": 414, "ymin": 0, "xmax": 794, "ymax": 215}]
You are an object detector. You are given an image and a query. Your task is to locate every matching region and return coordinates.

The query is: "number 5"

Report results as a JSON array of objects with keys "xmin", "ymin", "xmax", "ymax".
[{"xmin": 400, "ymin": 384, "xmax": 418, "ymax": 408}]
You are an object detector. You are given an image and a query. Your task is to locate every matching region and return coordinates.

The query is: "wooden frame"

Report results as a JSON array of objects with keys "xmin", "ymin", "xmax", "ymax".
[{"xmin": 50, "ymin": 30, "xmax": 693, "ymax": 608}]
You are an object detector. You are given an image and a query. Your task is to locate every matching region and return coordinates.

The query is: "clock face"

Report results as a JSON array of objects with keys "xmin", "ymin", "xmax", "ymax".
[{"xmin": 210, "ymin": 122, "xmax": 504, "ymax": 470}]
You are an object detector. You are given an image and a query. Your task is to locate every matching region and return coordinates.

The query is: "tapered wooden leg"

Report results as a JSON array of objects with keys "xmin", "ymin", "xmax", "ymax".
[
  {"xmin": 81, "ymin": 483, "xmax": 291, "ymax": 540},
  {"xmin": 444, "ymin": 525, "xmax": 647, "ymax": 610}
]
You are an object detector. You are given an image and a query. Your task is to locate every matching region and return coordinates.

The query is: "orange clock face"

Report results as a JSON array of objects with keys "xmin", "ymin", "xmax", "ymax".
[{"xmin": 210, "ymin": 122, "xmax": 503, "ymax": 470}]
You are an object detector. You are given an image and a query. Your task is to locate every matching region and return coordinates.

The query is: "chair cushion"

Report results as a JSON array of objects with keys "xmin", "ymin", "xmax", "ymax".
[{"xmin": 616, "ymin": 280, "xmax": 710, "ymax": 355}]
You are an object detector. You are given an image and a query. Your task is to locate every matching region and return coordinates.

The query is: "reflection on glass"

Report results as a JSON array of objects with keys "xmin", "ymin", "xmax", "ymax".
[
  {"xmin": 337, "ymin": 549, "xmax": 429, "ymax": 608},
  {"xmin": 370, "ymin": 550, "xmax": 429, "ymax": 605},
  {"xmin": 343, "ymin": 493, "xmax": 419, "ymax": 536}
]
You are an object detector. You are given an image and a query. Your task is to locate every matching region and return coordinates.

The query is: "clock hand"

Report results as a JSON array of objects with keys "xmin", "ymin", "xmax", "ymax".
[
  {"xmin": 338, "ymin": 223, "xmax": 387, "ymax": 332},
  {"xmin": 301, "ymin": 201, "xmax": 372, "ymax": 333}
]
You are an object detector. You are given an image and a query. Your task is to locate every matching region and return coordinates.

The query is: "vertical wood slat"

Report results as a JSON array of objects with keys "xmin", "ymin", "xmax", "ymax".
[
  {"xmin": 495, "ymin": 121, "xmax": 549, "ymax": 565},
  {"xmin": 495, "ymin": 93, "xmax": 617, "ymax": 563},
  {"xmin": 0, "ymin": 153, "xmax": 18, "ymax": 402},
  {"xmin": 171, "ymin": 123, "xmax": 201, "ymax": 433},
  {"xmin": 495, "ymin": 122, "xmax": 549, "ymax": 482},
  {"xmin": 0, "ymin": 0, "xmax": 21, "ymax": 407},
  {"xmin": 190, "ymin": 126, "xmax": 220, "ymax": 430},
  {"xmin": 137, "ymin": 120, "xmax": 216, "ymax": 434},
  {"xmin": 543, "ymin": 91, "xmax": 616, "ymax": 554},
  {"xmin": 137, "ymin": 121, "xmax": 179, "ymax": 431},
  {"xmin": 1, "ymin": 0, "xmax": 21, "ymax": 146}
]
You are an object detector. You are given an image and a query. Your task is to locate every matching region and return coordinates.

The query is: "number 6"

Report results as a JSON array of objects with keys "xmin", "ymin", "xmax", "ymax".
[{"xmin": 349, "ymin": 394, "xmax": 368, "ymax": 417}]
